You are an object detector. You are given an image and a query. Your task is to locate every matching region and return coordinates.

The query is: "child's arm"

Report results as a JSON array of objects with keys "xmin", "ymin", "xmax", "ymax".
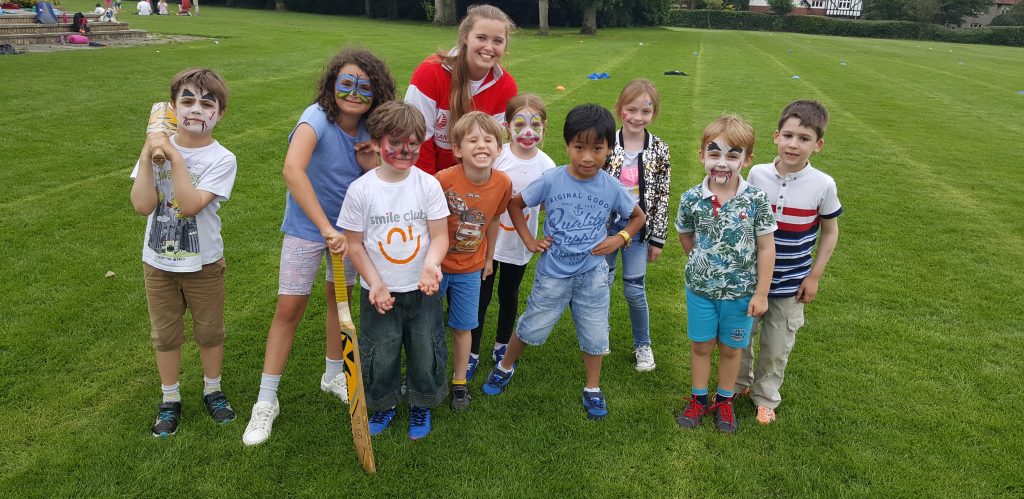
[
  {"xmin": 418, "ymin": 218, "xmax": 448, "ymax": 295},
  {"xmin": 482, "ymin": 215, "xmax": 500, "ymax": 281},
  {"xmin": 797, "ymin": 217, "xmax": 838, "ymax": 304},
  {"xmin": 678, "ymin": 232, "xmax": 695, "ymax": 256},
  {"xmin": 130, "ymin": 140, "xmax": 159, "ymax": 215},
  {"xmin": 148, "ymin": 134, "xmax": 216, "ymax": 217},
  {"xmin": 508, "ymin": 194, "xmax": 552, "ymax": 253},
  {"xmin": 592, "ymin": 205, "xmax": 646, "ymax": 256},
  {"xmin": 748, "ymin": 233, "xmax": 776, "ymax": 318},
  {"xmin": 283, "ymin": 124, "xmax": 347, "ymax": 255},
  {"xmin": 344, "ymin": 230, "xmax": 394, "ymax": 314},
  {"xmin": 354, "ymin": 140, "xmax": 378, "ymax": 172}
]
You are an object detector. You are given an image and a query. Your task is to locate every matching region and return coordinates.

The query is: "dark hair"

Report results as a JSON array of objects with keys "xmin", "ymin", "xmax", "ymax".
[
  {"xmin": 366, "ymin": 101, "xmax": 427, "ymax": 142},
  {"xmin": 562, "ymin": 104, "xmax": 616, "ymax": 147},
  {"xmin": 170, "ymin": 67, "xmax": 229, "ymax": 111},
  {"xmin": 778, "ymin": 100, "xmax": 829, "ymax": 139},
  {"xmin": 314, "ymin": 48, "xmax": 396, "ymax": 126}
]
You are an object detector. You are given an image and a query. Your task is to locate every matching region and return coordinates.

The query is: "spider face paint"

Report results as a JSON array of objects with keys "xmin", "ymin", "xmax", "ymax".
[
  {"xmin": 174, "ymin": 86, "xmax": 221, "ymax": 135},
  {"xmin": 336, "ymin": 73, "xmax": 373, "ymax": 104},
  {"xmin": 510, "ymin": 110, "xmax": 544, "ymax": 149},
  {"xmin": 380, "ymin": 133, "xmax": 421, "ymax": 170},
  {"xmin": 702, "ymin": 138, "xmax": 746, "ymax": 185}
]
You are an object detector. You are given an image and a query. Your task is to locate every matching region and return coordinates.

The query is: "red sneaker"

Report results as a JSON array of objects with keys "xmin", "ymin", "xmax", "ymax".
[
  {"xmin": 710, "ymin": 398, "xmax": 739, "ymax": 433},
  {"xmin": 675, "ymin": 395, "xmax": 707, "ymax": 429}
]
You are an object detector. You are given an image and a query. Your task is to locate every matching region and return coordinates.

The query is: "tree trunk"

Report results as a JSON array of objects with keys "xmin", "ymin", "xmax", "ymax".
[
  {"xmin": 538, "ymin": 0, "xmax": 550, "ymax": 35},
  {"xmin": 274, "ymin": 0, "xmax": 284, "ymax": 11},
  {"xmin": 580, "ymin": 0, "xmax": 598, "ymax": 35},
  {"xmin": 434, "ymin": 0, "xmax": 456, "ymax": 25},
  {"xmin": 364, "ymin": 0, "xmax": 370, "ymax": 16}
]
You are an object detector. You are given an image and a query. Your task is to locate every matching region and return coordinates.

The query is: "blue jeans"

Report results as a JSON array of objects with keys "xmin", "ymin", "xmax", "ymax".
[
  {"xmin": 515, "ymin": 261, "xmax": 611, "ymax": 356},
  {"xmin": 605, "ymin": 225, "xmax": 651, "ymax": 348}
]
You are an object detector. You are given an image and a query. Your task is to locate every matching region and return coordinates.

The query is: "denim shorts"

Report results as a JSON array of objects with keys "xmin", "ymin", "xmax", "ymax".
[
  {"xmin": 440, "ymin": 270, "xmax": 482, "ymax": 331},
  {"xmin": 685, "ymin": 287, "xmax": 753, "ymax": 349},
  {"xmin": 516, "ymin": 261, "xmax": 611, "ymax": 355}
]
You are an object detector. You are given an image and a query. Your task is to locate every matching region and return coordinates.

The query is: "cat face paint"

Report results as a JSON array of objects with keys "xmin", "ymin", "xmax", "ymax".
[
  {"xmin": 174, "ymin": 86, "xmax": 221, "ymax": 135},
  {"xmin": 701, "ymin": 138, "xmax": 746, "ymax": 185},
  {"xmin": 336, "ymin": 73, "xmax": 373, "ymax": 104},
  {"xmin": 379, "ymin": 133, "xmax": 421, "ymax": 170},
  {"xmin": 510, "ymin": 110, "xmax": 543, "ymax": 149}
]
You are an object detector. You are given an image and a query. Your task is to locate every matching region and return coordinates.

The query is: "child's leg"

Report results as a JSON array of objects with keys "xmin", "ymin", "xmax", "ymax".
[
  {"xmin": 493, "ymin": 262, "xmax": 526, "ymax": 347},
  {"xmin": 261, "ymin": 236, "xmax": 326, "ymax": 376},
  {"xmin": 569, "ymin": 260, "xmax": 612, "ymax": 383},
  {"xmin": 582, "ymin": 353, "xmax": 603, "ymax": 389},
  {"xmin": 619, "ymin": 240, "xmax": 651, "ymax": 348},
  {"xmin": 714, "ymin": 294, "xmax": 756, "ymax": 398},
  {"xmin": 452, "ymin": 329, "xmax": 471, "ymax": 379},
  {"xmin": 184, "ymin": 259, "xmax": 230, "ymax": 402},
  {"xmin": 684, "ymin": 288, "xmax": 723, "ymax": 399},
  {"xmin": 359, "ymin": 288, "xmax": 409, "ymax": 411},
  {"xmin": 471, "ymin": 261, "xmax": 498, "ymax": 356},
  {"xmin": 751, "ymin": 297, "xmax": 803, "ymax": 409},
  {"xmin": 689, "ymin": 340, "xmax": 715, "ymax": 393},
  {"xmin": 440, "ymin": 271, "xmax": 482, "ymax": 381},
  {"xmin": 716, "ymin": 344, "xmax": 741, "ymax": 394},
  {"xmin": 144, "ymin": 263, "xmax": 187, "ymax": 392},
  {"xmin": 403, "ymin": 290, "xmax": 447, "ymax": 408},
  {"xmin": 156, "ymin": 349, "xmax": 183, "ymax": 387},
  {"xmin": 262, "ymin": 295, "xmax": 310, "ymax": 374},
  {"xmin": 495, "ymin": 272, "xmax": 571, "ymax": 372}
]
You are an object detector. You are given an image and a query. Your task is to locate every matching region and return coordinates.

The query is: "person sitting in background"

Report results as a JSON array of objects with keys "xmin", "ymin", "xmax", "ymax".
[
  {"xmin": 157, "ymin": 0, "xmax": 168, "ymax": 14},
  {"xmin": 136, "ymin": 0, "xmax": 151, "ymax": 15},
  {"xmin": 177, "ymin": 0, "xmax": 191, "ymax": 15}
]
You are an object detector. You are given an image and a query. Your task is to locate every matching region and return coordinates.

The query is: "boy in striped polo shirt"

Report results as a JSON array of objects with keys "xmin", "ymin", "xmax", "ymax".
[{"xmin": 737, "ymin": 100, "xmax": 842, "ymax": 425}]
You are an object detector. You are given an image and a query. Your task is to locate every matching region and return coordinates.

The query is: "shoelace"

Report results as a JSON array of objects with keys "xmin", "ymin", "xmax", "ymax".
[
  {"xmin": 585, "ymin": 396, "xmax": 605, "ymax": 409},
  {"xmin": 369, "ymin": 410, "xmax": 393, "ymax": 424},
  {"xmin": 250, "ymin": 406, "xmax": 274, "ymax": 429},
  {"xmin": 714, "ymin": 401, "xmax": 735, "ymax": 423},
  {"xmin": 210, "ymin": 399, "xmax": 229, "ymax": 411},
  {"xmin": 683, "ymin": 398, "xmax": 705, "ymax": 419},
  {"xmin": 409, "ymin": 409, "xmax": 428, "ymax": 427},
  {"xmin": 158, "ymin": 409, "xmax": 176, "ymax": 422}
]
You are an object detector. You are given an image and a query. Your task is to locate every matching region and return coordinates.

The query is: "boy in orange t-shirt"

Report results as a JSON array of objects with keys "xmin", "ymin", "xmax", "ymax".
[{"xmin": 435, "ymin": 112, "xmax": 513, "ymax": 411}]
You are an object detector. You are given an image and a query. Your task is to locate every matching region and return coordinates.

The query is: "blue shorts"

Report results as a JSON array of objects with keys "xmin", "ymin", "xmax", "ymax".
[
  {"xmin": 440, "ymin": 270, "xmax": 482, "ymax": 331},
  {"xmin": 515, "ymin": 261, "xmax": 610, "ymax": 356},
  {"xmin": 685, "ymin": 287, "xmax": 753, "ymax": 349}
]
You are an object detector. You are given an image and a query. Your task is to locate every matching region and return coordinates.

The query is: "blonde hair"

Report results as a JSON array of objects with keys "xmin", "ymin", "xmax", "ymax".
[
  {"xmin": 450, "ymin": 111, "xmax": 504, "ymax": 146},
  {"xmin": 614, "ymin": 79, "xmax": 660, "ymax": 123},
  {"xmin": 701, "ymin": 114, "xmax": 755, "ymax": 159}
]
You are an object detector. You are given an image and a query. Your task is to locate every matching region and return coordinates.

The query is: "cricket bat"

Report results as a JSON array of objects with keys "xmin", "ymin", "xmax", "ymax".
[
  {"xmin": 147, "ymin": 102, "xmax": 177, "ymax": 165},
  {"xmin": 331, "ymin": 253, "xmax": 376, "ymax": 474}
]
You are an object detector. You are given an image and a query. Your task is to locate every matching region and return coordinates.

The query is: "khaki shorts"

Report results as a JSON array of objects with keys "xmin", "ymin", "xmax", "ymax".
[{"xmin": 144, "ymin": 259, "xmax": 226, "ymax": 352}]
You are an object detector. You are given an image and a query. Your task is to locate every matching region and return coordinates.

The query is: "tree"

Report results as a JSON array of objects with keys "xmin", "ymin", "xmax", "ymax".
[
  {"xmin": 908, "ymin": 0, "xmax": 940, "ymax": 22},
  {"xmin": 934, "ymin": 0, "xmax": 990, "ymax": 25},
  {"xmin": 767, "ymin": 0, "xmax": 794, "ymax": 15},
  {"xmin": 433, "ymin": 0, "xmax": 456, "ymax": 25},
  {"xmin": 539, "ymin": 0, "xmax": 550, "ymax": 35},
  {"xmin": 580, "ymin": 0, "xmax": 598, "ymax": 34}
]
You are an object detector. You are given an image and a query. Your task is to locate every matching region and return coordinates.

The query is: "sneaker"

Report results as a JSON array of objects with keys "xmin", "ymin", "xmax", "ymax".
[
  {"xmin": 756, "ymin": 405, "xmax": 776, "ymax": 425},
  {"xmin": 581, "ymin": 390, "xmax": 608, "ymax": 420},
  {"xmin": 320, "ymin": 372, "xmax": 350, "ymax": 404},
  {"xmin": 634, "ymin": 345, "xmax": 656, "ymax": 372},
  {"xmin": 675, "ymin": 395, "xmax": 706, "ymax": 429},
  {"xmin": 408, "ymin": 406, "xmax": 431, "ymax": 440},
  {"xmin": 481, "ymin": 365, "xmax": 515, "ymax": 396},
  {"xmin": 203, "ymin": 391, "xmax": 236, "ymax": 424},
  {"xmin": 492, "ymin": 344, "xmax": 507, "ymax": 364},
  {"xmin": 152, "ymin": 401, "xmax": 181, "ymax": 438},
  {"xmin": 710, "ymin": 398, "xmax": 739, "ymax": 433},
  {"xmin": 466, "ymin": 354, "xmax": 480, "ymax": 382},
  {"xmin": 451, "ymin": 384, "xmax": 471, "ymax": 411},
  {"xmin": 368, "ymin": 407, "xmax": 396, "ymax": 436},
  {"xmin": 242, "ymin": 400, "xmax": 280, "ymax": 446},
  {"xmin": 735, "ymin": 386, "xmax": 750, "ymax": 398}
]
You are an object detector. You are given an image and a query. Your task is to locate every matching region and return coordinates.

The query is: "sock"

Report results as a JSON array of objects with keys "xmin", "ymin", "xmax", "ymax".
[
  {"xmin": 692, "ymin": 386, "xmax": 708, "ymax": 406},
  {"xmin": 203, "ymin": 375, "xmax": 222, "ymax": 395},
  {"xmin": 469, "ymin": 353, "xmax": 480, "ymax": 361},
  {"xmin": 493, "ymin": 343, "xmax": 506, "ymax": 352},
  {"xmin": 453, "ymin": 378, "xmax": 467, "ymax": 385},
  {"xmin": 583, "ymin": 386, "xmax": 601, "ymax": 395},
  {"xmin": 496, "ymin": 362, "xmax": 513, "ymax": 374},
  {"xmin": 715, "ymin": 387, "xmax": 734, "ymax": 403},
  {"xmin": 324, "ymin": 357, "xmax": 344, "ymax": 382},
  {"xmin": 161, "ymin": 382, "xmax": 181, "ymax": 403},
  {"xmin": 257, "ymin": 373, "xmax": 281, "ymax": 404}
]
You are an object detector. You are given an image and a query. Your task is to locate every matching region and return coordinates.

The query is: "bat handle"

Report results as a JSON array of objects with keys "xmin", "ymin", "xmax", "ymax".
[{"xmin": 152, "ymin": 147, "xmax": 166, "ymax": 165}]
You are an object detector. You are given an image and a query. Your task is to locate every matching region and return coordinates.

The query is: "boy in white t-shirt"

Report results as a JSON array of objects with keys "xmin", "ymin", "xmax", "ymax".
[
  {"xmin": 130, "ymin": 68, "xmax": 237, "ymax": 437},
  {"xmin": 337, "ymin": 101, "xmax": 449, "ymax": 440}
]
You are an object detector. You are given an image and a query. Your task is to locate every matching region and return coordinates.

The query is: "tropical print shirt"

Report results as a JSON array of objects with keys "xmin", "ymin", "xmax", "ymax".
[{"xmin": 675, "ymin": 177, "xmax": 776, "ymax": 300}]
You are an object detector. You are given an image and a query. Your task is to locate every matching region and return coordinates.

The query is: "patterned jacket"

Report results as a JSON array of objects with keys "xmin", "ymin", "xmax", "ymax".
[{"xmin": 603, "ymin": 129, "xmax": 672, "ymax": 248}]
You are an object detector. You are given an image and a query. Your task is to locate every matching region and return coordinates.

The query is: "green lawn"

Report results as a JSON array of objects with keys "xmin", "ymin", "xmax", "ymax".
[{"xmin": 2, "ymin": 4, "xmax": 1023, "ymax": 496}]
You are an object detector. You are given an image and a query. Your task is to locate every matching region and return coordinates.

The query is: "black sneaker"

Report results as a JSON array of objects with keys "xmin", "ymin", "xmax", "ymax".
[
  {"xmin": 451, "ymin": 384, "xmax": 471, "ymax": 411},
  {"xmin": 203, "ymin": 391, "xmax": 236, "ymax": 424},
  {"xmin": 152, "ymin": 401, "xmax": 181, "ymax": 437}
]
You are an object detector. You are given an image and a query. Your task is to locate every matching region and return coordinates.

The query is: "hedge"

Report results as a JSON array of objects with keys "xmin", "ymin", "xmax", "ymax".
[{"xmin": 667, "ymin": 9, "xmax": 1024, "ymax": 47}]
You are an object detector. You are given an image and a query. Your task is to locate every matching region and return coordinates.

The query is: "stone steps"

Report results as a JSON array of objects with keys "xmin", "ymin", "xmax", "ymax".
[{"xmin": 0, "ymin": 11, "xmax": 148, "ymax": 46}]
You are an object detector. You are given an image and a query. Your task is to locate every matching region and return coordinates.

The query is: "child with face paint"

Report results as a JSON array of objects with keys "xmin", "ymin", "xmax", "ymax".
[
  {"xmin": 130, "ymin": 68, "xmax": 237, "ymax": 438},
  {"xmin": 674, "ymin": 115, "xmax": 777, "ymax": 434},
  {"xmin": 736, "ymin": 100, "xmax": 841, "ymax": 426},
  {"xmin": 242, "ymin": 48, "xmax": 397, "ymax": 447},
  {"xmin": 435, "ymin": 112, "xmax": 513, "ymax": 410},
  {"xmin": 405, "ymin": 4, "xmax": 518, "ymax": 175},
  {"xmin": 469, "ymin": 94, "xmax": 556, "ymax": 381},
  {"xmin": 603, "ymin": 79, "xmax": 672, "ymax": 373},
  {"xmin": 338, "ymin": 101, "xmax": 450, "ymax": 440}
]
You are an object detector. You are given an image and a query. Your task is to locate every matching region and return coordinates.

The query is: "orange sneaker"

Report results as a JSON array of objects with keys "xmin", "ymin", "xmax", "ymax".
[{"xmin": 756, "ymin": 405, "xmax": 776, "ymax": 425}]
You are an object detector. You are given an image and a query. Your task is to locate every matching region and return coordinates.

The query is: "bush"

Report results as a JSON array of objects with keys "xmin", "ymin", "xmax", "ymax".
[{"xmin": 766, "ymin": 0, "xmax": 793, "ymax": 16}]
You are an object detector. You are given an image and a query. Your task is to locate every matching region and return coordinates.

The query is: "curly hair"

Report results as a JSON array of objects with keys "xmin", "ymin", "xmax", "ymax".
[{"xmin": 314, "ymin": 47, "xmax": 396, "ymax": 125}]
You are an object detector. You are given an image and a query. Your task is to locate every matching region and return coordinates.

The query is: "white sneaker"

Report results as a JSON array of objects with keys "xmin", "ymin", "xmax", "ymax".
[
  {"xmin": 242, "ymin": 400, "xmax": 280, "ymax": 446},
  {"xmin": 635, "ymin": 345, "xmax": 656, "ymax": 372},
  {"xmin": 320, "ymin": 372, "xmax": 350, "ymax": 404}
]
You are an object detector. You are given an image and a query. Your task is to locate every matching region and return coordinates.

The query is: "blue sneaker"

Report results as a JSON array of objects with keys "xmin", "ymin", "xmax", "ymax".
[
  {"xmin": 408, "ymin": 406, "xmax": 431, "ymax": 440},
  {"xmin": 368, "ymin": 407, "xmax": 396, "ymax": 436},
  {"xmin": 481, "ymin": 365, "xmax": 514, "ymax": 396},
  {"xmin": 466, "ymin": 354, "xmax": 480, "ymax": 381},
  {"xmin": 582, "ymin": 390, "xmax": 608, "ymax": 420},
  {"xmin": 492, "ymin": 344, "xmax": 507, "ymax": 364}
]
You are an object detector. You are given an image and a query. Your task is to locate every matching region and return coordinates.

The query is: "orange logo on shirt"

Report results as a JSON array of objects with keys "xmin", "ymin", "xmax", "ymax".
[
  {"xmin": 378, "ymin": 225, "xmax": 421, "ymax": 264},
  {"xmin": 499, "ymin": 213, "xmax": 530, "ymax": 232}
]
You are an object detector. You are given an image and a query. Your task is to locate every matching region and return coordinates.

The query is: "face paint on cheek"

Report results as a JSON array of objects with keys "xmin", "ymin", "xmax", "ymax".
[
  {"xmin": 382, "ymin": 135, "xmax": 420, "ymax": 166},
  {"xmin": 511, "ymin": 112, "xmax": 543, "ymax": 148},
  {"xmin": 704, "ymin": 142, "xmax": 743, "ymax": 185}
]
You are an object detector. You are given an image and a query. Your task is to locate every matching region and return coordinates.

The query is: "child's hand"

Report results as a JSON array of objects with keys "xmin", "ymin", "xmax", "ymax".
[
  {"xmin": 796, "ymin": 277, "xmax": 819, "ymax": 304},
  {"xmin": 354, "ymin": 140, "xmax": 378, "ymax": 172},
  {"xmin": 748, "ymin": 294, "xmax": 768, "ymax": 318},
  {"xmin": 525, "ymin": 236, "xmax": 553, "ymax": 253},
  {"xmin": 482, "ymin": 260, "xmax": 494, "ymax": 281},
  {"xmin": 368, "ymin": 282, "xmax": 395, "ymax": 315},
  {"xmin": 321, "ymin": 227, "xmax": 347, "ymax": 255},
  {"xmin": 591, "ymin": 235, "xmax": 623, "ymax": 256},
  {"xmin": 146, "ymin": 132, "xmax": 172, "ymax": 152},
  {"xmin": 418, "ymin": 263, "xmax": 442, "ymax": 295},
  {"xmin": 647, "ymin": 246, "xmax": 662, "ymax": 262}
]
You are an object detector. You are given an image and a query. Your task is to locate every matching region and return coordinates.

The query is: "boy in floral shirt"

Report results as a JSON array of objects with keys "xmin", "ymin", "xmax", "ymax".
[{"xmin": 674, "ymin": 115, "xmax": 776, "ymax": 433}]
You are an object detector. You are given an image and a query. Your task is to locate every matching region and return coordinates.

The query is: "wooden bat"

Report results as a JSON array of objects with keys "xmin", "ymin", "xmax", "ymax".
[
  {"xmin": 147, "ymin": 102, "xmax": 177, "ymax": 165},
  {"xmin": 331, "ymin": 253, "xmax": 376, "ymax": 474}
]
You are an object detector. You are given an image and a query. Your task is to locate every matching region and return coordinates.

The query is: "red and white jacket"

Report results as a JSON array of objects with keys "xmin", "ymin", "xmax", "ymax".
[{"xmin": 405, "ymin": 52, "xmax": 517, "ymax": 175}]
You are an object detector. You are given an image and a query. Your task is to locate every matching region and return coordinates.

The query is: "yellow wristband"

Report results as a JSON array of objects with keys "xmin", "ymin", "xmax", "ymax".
[{"xmin": 617, "ymin": 230, "xmax": 631, "ymax": 247}]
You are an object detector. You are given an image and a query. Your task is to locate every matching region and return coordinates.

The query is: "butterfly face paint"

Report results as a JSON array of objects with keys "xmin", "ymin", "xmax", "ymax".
[
  {"xmin": 510, "ymin": 110, "xmax": 544, "ymax": 149},
  {"xmin": 380, "ymin": 133, "xmax": 421, "ymax": 170},
  {"xmin": 702, "ymin": 138, "xmax": 746, "ymax": 185},
  {"xmin": 174, "ymin": 86, "xmax": 221, "ymax": 135},
  {"xmin": 336, "ymin": 73, "xmax": 373, "ymax": 104}
]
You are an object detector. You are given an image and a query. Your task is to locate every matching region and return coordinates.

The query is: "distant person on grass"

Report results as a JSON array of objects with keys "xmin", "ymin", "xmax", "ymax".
[
  {"xmin": 157, "ymin": 0, "xmax": 168, "ymax": 15},
  {"xmin": 481, "ymin": 104, "xmax": 645, "ymax": 422},
  {"xmin": 735, "ymin": 100, "xmax": 842, "ymax": 425},
  {"xmin": 242, "ymin": 48, "xmax": 396, "ymax": 447},
  {"xmin": 136, "ymin": 0, "xmax": 151, "ymax": 15},
  {"xmin": 129, "ymin": 68, "xmax": 237, "ymax": 437},
  {"xmin": 675, "ymin": 115, "xmax": 776, "ymax": 434}
]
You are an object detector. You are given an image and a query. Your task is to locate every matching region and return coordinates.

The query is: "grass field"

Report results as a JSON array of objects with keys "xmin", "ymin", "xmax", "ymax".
[{"xmin": 2, "ymin": 4, "xmax": 1023, "ymax": 496}]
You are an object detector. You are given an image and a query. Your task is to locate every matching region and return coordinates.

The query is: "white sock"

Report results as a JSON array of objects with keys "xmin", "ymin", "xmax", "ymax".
[
  {"xmin": 324, "ymin": 357, "xmax": 344, "ymax": 382},
  {"xmin": 161, "ymin": 382, "xmax": 181, "ymax": 403},
  {"xmin": 257, "ymin": 373, "xmax": 281, "ymax": 404},
  {"xmin": 493, "ymin": 343, "xmax": 507, "ymax": 352},
  {"xmin": 584, "ymin": 386, "xmax": 601, "ymax": 395},
  {"xmin": 496, "ymin": 362, "xmax": 513, "ymax": 374},
  {"xmin": 203, "ymin": 375, "xmax": 222, "ymax": 395}
]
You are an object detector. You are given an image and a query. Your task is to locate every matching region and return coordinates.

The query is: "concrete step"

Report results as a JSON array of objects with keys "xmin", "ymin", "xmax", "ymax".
[
  {"xmin": 0, "ymin": 22, "xmax": 130, "ymax": 34},
  {"xmin": 0, "ymin": 12, "xmax": 101, "ymax": 25},
  {"xmin": 0, "ymin": 28, "xmax": 148, "ymax": 45}
]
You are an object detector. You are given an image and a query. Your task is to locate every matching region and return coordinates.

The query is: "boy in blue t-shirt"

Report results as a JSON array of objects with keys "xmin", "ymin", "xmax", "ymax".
[{"xmin": 481, "ymin": 104, "xmax": 645, "ymax": 420}]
